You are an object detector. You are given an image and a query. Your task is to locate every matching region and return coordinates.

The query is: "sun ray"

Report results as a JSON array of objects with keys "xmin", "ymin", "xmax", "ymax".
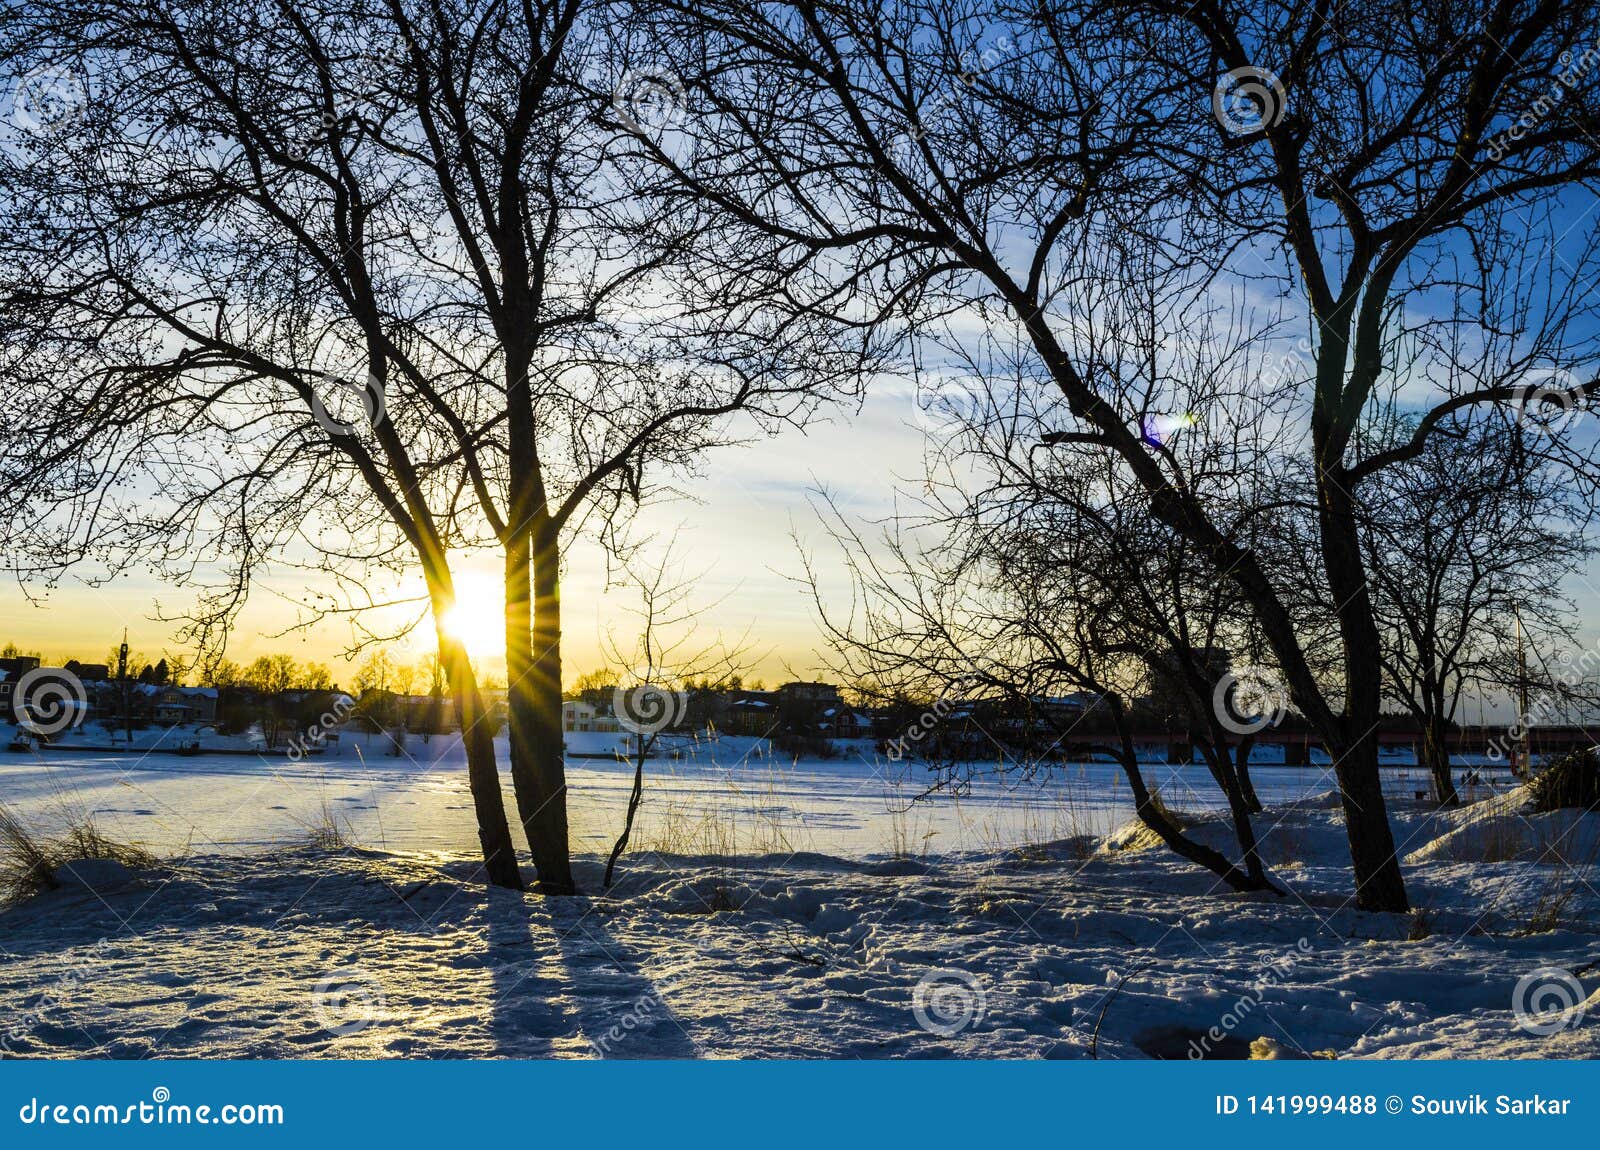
[{"xmin": 439, "ymin": 573, "xmax": 505, "ymax": 659}]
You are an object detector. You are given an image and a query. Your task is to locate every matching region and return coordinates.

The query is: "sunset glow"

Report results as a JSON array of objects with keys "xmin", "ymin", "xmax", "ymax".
[{"xmin": 438, "ymin": 573, "xmax": 506, "ymax": 660}]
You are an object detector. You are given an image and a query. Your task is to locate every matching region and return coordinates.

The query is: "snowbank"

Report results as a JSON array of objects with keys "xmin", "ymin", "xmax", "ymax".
[
  {"xmin": 2, "ymin": 782, "xmax": 1595, "ymax": 1059},
  {"xmin": 1403, "ymin": 784, "xmax": 1600, "ymax": 865}
]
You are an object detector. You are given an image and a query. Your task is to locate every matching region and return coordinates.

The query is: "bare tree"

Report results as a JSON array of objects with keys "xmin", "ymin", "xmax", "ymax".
[
  {"xmin": 629, "ymin": 0, "xmax": 1600, "ymax": 911},
  {"xmin": 599, "ymin": 534, "xmax": 751, "ymax": 887},
  {"xmin": 0, "ymin": 0, "xmax": 860, "ymax": 891},
  {"xmin": 803, "ymin": 480, "xmax": 1283, "ymax": 894},
  {"xmin": 1360, "ymin": 414, "xmax": 1597, "ymax": 805}
]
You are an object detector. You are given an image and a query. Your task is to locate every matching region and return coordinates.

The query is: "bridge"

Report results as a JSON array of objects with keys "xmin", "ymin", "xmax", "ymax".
[{"xmin": 1043, "ymin": 725, "xmax": 1599, "ymax": 764}]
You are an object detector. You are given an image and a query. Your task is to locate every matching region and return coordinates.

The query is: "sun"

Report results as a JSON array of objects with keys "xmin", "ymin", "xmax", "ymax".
[{"xmin": 439, "ymin": 573, "xmax": 505, "ymax": 659}]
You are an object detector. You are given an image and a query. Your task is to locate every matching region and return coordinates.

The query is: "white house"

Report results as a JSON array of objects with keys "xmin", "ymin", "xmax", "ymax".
[{"xmin": 562, "ymin": 699, "xmax": 620, "ymax": 733}]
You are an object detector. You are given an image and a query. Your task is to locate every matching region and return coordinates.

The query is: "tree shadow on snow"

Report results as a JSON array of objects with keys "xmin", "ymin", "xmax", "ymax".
[
  {"xmin": 482, "ymin": 892, "xmax": 583, "ymax": 1057},
  {"xmin": 483, "ymin": 891, "xmax": 698, "ymax": 1058},
  {"xmin": 550, "ymin": 902, "xmax": 700, "ymax": 1059}
]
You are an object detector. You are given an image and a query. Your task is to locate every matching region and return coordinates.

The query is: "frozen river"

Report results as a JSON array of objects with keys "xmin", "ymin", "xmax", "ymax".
[{"xmin": 0, "ymin": 730, "xmax": 1517, "ymax": 861}]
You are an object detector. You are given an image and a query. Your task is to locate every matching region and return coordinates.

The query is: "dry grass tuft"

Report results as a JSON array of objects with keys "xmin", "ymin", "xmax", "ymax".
[
  {"xmin": 303, "ymin": 799, "xmax": 354, "ymax": 851},
  {"xmin": 0, "ymin": 803, "xmax": 158, "ymax": 907}
]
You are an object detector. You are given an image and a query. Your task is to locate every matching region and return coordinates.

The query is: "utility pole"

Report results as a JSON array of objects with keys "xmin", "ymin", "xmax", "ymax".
[{"xmin": 1514, "ymin": 610, "xmax": 1530, "ymax": 776}]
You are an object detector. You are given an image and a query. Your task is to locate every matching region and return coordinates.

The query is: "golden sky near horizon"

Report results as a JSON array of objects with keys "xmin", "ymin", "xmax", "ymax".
[
  {"xmin": 6, "ymin": 380, "xmax": 1599, "ymax": 710},
  {"xmin": 0, "ymin": 389, "xmax": 926, "ymax": 687}
]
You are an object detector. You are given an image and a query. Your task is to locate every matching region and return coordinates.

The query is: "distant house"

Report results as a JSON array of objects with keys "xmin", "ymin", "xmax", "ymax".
[
  {"xmin": 722, "ymin": 690, "xmax": 778, "ymax": 737},
  {"xmin": 562, "ymin": 698, "xmax": 620, "ymax": 733},
  {"xmin": 776, "ymin": 681, "xmax": 840, "ymax": 705},
  {"xmin": 391, "ymin": 691, "xmax": 456, "ymax": 733},
  {"xmin": 1032, "ymin": 692, "xmax": 1104, "ymax": 725},
  {"xmin": 776, "ymin": 681, "xmax": 843, "ymax": 727},
  {"xmin": 818, "ymin": 703, "xmax": 869, "ymax": 738},
  {"xmin": 0, "ymin": 656, "xmax": 43, "ymax": 720},
  {"xmin": 0, "ymin": 655, "xmax": 42, "ymax": 680},
  {"xmin": 154, "ymin": 685, "xmax": 219, "ymax": 725}
]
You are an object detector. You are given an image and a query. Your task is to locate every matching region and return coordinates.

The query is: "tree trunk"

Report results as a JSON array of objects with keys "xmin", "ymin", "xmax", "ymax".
[
  {"xmin": 434, "ymin": 624, "xmax": 522, "ymax": 891},
  {"xmin": 1421, "ymin": 713, "xmax": 1459, "ymax": 808},
  {"xmin": 1221, "ymin": 740, "xmax": 1271, "ymax": 886},
  {"xmin": 504, "ymin": 534, "xmax": 540, "ymax": 854},
  {"xmin": 1120, "ymin": 755, "xmax": 1276, "ymax": 894},
  {"xmin": 1195, "ymin": 740, "xmax": 1277, "ymax": 892},
  {"xmin": 1317, "ymin": 456, "xmax": 1410, "ymax": 913},
  {"xmin": 1234, "ymin": 739, "xmax": 1263, "ymax": 813},
  {"xmin": 504, "ymin": 525, "xmax": 576, "ymax": 894},
  {"xmin": 1327, "ymin": 727, "xmax": 1409, "ymax": 910},
  {"xmin": 605, "ymin": 749, "xmax": 647, "ymax": 888}
]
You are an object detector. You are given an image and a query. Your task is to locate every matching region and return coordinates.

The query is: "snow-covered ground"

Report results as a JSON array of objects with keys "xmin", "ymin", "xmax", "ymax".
[{"xmin": 1, "ymin": 727, "xmax": 1594, "ymax": 1059}]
